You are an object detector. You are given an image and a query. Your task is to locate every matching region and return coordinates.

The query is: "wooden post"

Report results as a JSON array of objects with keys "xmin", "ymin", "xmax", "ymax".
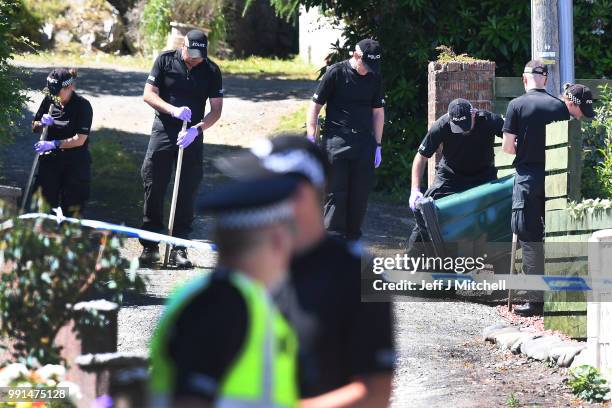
[{"xmin": 531, "ymin": 0, "xmax": 561, "ymax": 95}]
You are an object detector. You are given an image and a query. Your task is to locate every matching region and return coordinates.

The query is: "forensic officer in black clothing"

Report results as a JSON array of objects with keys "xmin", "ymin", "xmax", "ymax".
[
  {"xmin": 502, "ymin": 60, "xmax": 594, "ymax": 316},
  {"xmin": 31, "ymin": 68, "xmax": 93, "ymax": 217},
  {"xmin": 407, "ymin": 98, "xmax": 504, "ymax": 253},
  {"xmin": 307, "ymin": 39, "xmax": 385, "ymax": 241},
  {"xmin": 150, "ymin": 174, "xmax": 300, "ymax": 407},
  {"xmin": 215, "ymin": 136, "xmax": 395, "ymax": 407},
  {"xmin": 140, "ymin": 29, "xmax": 223, "ymax": 268}
]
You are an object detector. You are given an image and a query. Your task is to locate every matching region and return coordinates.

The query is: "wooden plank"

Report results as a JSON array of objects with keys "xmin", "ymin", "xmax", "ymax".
[
  {"xmin": 493, "ymin": 100, "xmax": 510, "ymax": 115},
  {"xmin": 544, "ymin": 261, "xmax": 588, "ymax": 275},
  {"xmin": 497, "ymin": 168, "xmax": 516, "ymax": 178},
  {"xmin": 567, "ymin": 120, "xmax": 583, "ymax": 202},
  {"xmin": 546, "ymin": 121, "xmax": 569, "ymax": 146},
  {"xmin": 495, "ymin": 78, "xmax": 611, "ymax": 99},
  {"xmin": 494, "ymin": 146, "xmax": 515, "ymax": 167},
  {"xmin": 545, "ymin": 197, "xmax": 568, "ymax": 211},
  {"xmin": 545, "ymin": 147, "xmax": 568, "ymax": 171},
  {"xmin": 546, "ymin": 209, "xmax": 612, "ymax": 233},
  {"xmin": 544, "ymin": 241, "xmax": 589, "ymax": 258},
  {"xmin": 545, "ymin": 172, "xmax": 568, "ymax": 198},
  {"xmin": 544, "ymin": 233, "xmax": 594, "ymax": 243},
  {"xmin": 495, "ymin": 77, "xmax": 524, "ymax": 98}
]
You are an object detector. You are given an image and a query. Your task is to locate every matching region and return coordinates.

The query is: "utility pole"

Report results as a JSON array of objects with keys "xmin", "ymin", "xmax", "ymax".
[
  {"xmin": 531, "ymin": 0, "xmax": 561, "ymax": 95},
  {"xmin": 558, "ymin": 0, "xmax": 575, "ymax": 89}
]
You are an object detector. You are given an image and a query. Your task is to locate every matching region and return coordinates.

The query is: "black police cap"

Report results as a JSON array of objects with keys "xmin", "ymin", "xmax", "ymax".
[{"xmin": 197, "ymin": 174, "xmax": 299, "ymax": 229}]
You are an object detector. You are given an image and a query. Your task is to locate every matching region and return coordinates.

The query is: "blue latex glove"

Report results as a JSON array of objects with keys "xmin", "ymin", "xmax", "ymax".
[
  {"xmin": 374, "ymin": 145, "xmax": 382, "ymax": 168},
  {"xmin": 409, "ymin": 188, "xmax": 424, "ymax": 211},
  {"xmin": 34, "ymin": 140, "xmax": 57, "ymax": 154},
  {"xmin": 40, "ymin": 114, "xmax": 54, "ymax": 126},
  {"xmin": 170, "ymin": 106, "xmax": 192, "ymax": 122},
  {"xmin": 177, "ymin": 126, "xmax": 199, "ymax": 148}
]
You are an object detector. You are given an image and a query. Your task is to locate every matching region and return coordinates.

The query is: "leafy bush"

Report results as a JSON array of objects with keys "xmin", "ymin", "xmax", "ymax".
[
  {"xmin": 582, "ymin": 84, "xmax": 612, "ymax": 200},
  {"xmin": 269, "ymin": 0, "xmax": 612, "ymax": 193},
  {"xmin": 0, "ymin": 198, "xmax": 144, "ymax": 366},
  {"xmin": 567, "ymin": 365, "xmax": 611, "ymax": 403},
  {"xmin": 0, "ymin": 0, "xmax": 31, "ymax": 144},
  {"xmin": 140, "ymin": 0, "xmax": 172, "ymax": 54},
  {"xmin": 171, "ymin": 0, "xmax": 227, "ymax": 52}
]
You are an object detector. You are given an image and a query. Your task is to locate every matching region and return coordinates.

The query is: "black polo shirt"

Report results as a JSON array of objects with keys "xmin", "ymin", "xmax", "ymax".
[
  {"xmin": 502, "ymin": 88, "xmax": 569, "ymax": 172},
  {"xmin": 33, "ymin": 92, "xmax": 93, "ymax": 152},
  {"xmin": 273, "ymin": 235, "xmax": 395, "ymax": 398},
  {"xmin": 313, "ymin": 60, "xmax": 384, "ymax": 137},
  {"xmin": 146, "ymin": 49, "xmax": 223, "ymax": 144},
  {"xmin": 418, "ymin": 110, "xmax": 504, "ymax": 182}
]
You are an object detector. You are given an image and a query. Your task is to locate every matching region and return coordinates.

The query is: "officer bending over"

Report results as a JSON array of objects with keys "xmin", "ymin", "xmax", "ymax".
[
  {"xmin": 149, "ymin": 174, "xmax": 300, "ymax": 407},
  {"xmin": 407, "ymin": 98, "xmax": 503, "ymax": 255}
]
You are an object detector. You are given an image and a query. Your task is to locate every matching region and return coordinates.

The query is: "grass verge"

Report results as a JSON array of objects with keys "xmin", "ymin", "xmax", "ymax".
[{"xmin": 12, "ymin": 52, "xmax": 319, "ymax": 79}]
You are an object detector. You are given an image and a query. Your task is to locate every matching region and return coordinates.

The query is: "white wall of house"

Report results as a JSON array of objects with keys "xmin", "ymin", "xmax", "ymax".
[{"xmin": 299, "ymin": 5, "xmax": 345, "ymax": 68}]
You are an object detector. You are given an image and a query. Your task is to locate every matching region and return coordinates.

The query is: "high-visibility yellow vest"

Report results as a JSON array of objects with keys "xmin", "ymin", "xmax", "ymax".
[{"xmin": 150, "ymin": 272, "xmax": 298, "ymax": 408}]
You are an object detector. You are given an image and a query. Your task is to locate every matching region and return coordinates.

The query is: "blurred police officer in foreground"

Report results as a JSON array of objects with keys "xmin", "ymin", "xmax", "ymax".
[
  {"xmin": 216, "ymin": 136, "xmax": 395, "ymax": 407},
  {"xmin": 407, "ymin": 98, "xmax": 503, "ymax": 256},
  {"xmin": 31, "ymin": 68, "xmax": 93, "ymax": 217},
  {"xmin": 502, "ymin": 60, "xmax": 594, "ymax": 316},
  {"xmin": 140, "ymin": 29, "xmax": 223, "ymax": 268},
  {"xmin": 149, "ymin": 174, "xmax": 299, "ymax": 407},
  {"xmin": 307, "ymin": 39, "xmax": 385, "ymax": 241}
]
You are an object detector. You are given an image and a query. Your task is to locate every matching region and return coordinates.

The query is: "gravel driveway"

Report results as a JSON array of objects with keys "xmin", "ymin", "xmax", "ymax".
[{"xmin": 1, "ymin": 62, "xmax": 597, "ymax": 407}]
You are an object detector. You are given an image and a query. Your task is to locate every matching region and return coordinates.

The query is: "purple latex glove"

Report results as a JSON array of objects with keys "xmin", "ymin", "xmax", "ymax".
[
  {"xmin": 177, "ymin": 126, "xmax": 199, "ymax": 148},
  {"xmin": 374, "ymin": 145, "xmax": 382, "ymax": 168},
  {"xmin": 170, "ymin": 106, "xmax": 192, "ymax": 122},
  {"xmin": 34, "ymin": 140, "xmax": 57, "ymax": 154},
  {"xmin": 409, "ymin": 188, "xmax": 424, "ymax": 211},
  {"xmin": 306, "ymin": 134, "xmax": 316, "ymax": 143},
  {"xmin": 40, "ymin": 114, "xmax": 54, "ymax": 126}
]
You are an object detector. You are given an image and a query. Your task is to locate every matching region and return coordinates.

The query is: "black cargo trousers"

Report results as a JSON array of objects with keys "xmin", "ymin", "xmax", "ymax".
[
  {"xmin": 36, "ymin": 149, "xmax": 91, "ymax": 217},
  {"xmin": 322, "ymin": 126, "xmax": 376, "ymax": 241},
  {"xmin": 511, "ymin": 167, "xmax": 545, "ymax": 302},
  {"xmin": 511, "ymin": 168, "xmax": 545, "ymax": 275},
  {"xmin": 140, "ymin": 120, "xmax": 203, "ymax": 248}
]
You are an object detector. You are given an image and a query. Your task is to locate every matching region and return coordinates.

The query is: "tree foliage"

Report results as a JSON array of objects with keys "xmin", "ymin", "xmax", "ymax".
[
  {"xmin": 271, "ymin": 0, "xmax": 612, "ymax": 193},
  {"xmin": 0, "ymin": 0, "xmax": 32, "ymax": 144}
]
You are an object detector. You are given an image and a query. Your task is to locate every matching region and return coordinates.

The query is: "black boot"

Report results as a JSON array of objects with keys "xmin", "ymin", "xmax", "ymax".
[
  {"xmin": 169, "ymin": 246, "xmax": 193, "ymax": 269},
  {"xmin": 139, "ymin": 245, "xmax": 160, "ymax": 267},
  {"xmin": 513, "ymin": 302, "xmax": 544, "ymax": 317}
]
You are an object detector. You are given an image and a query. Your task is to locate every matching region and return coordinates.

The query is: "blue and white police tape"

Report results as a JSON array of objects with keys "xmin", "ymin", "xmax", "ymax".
[
  {"xmin": 0, "ymin": 209, "xmax": 216, "ymax": 252},
  {"xmin": 382, "ymin": 270, "xmax": 612, "ymax": 292}
]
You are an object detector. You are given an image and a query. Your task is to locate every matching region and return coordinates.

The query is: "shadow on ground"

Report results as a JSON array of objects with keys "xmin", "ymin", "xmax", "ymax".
[{"xmin": 16, "ymin": 65, "xmax": 314, "ymax": 102}]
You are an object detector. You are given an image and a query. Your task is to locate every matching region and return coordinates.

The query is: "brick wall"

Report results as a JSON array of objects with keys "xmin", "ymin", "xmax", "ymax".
[{"xmin": 426, "ymin": 61, "xmax": 496, "ymax": 186}]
